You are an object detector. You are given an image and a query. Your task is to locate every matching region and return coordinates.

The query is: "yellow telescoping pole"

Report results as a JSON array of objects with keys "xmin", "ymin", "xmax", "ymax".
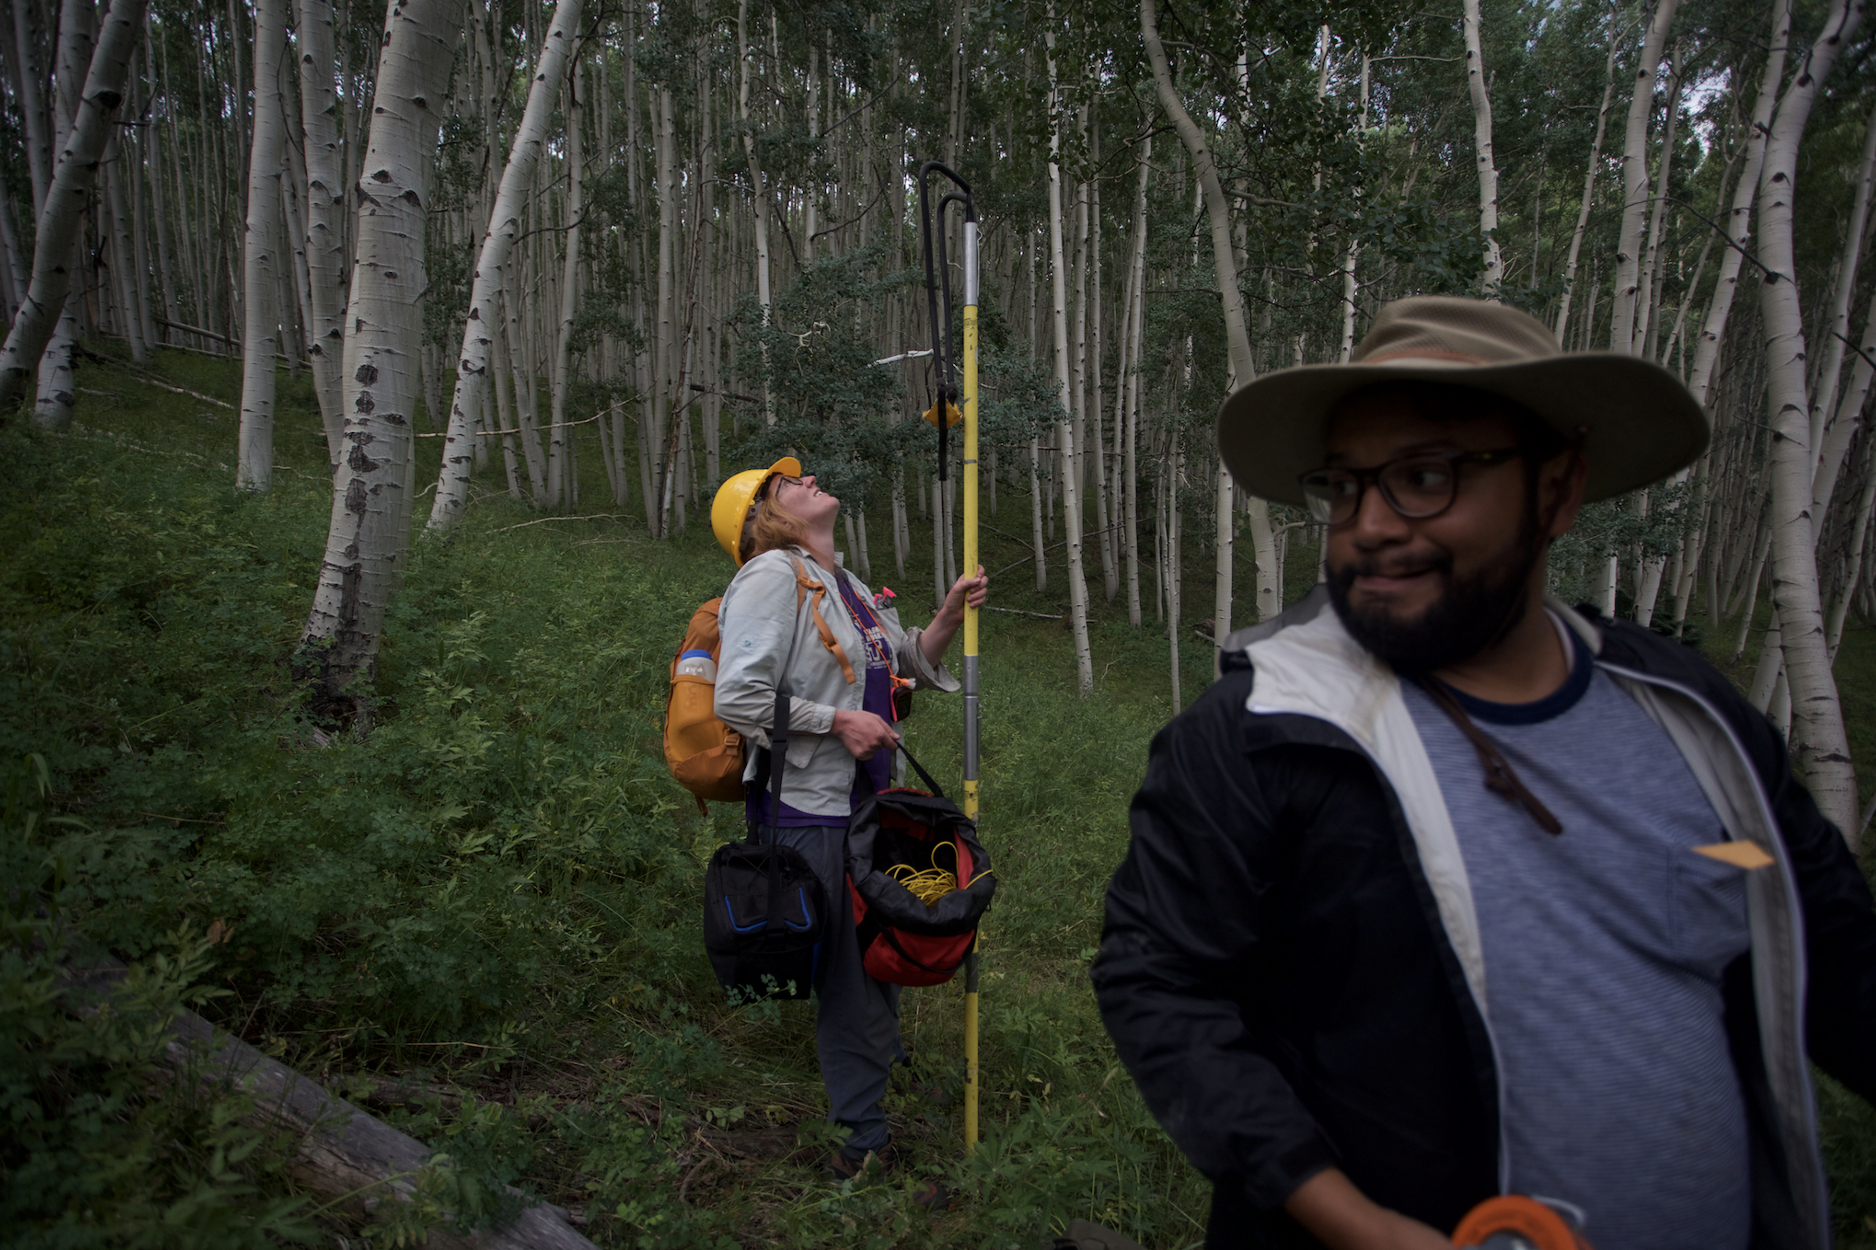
[{"xmin": 960, "ymin": 210, "xmax": 982, "ymax": 1154}]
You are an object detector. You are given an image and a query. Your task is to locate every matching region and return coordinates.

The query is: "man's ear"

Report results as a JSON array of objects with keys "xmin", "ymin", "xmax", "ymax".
[{"xmin": 1540, "ymin": 449, "xmax": 1589, "ymax": 540}]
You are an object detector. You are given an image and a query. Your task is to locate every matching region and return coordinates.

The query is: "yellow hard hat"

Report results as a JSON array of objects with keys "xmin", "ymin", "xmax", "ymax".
[{"xmin": 711, "ymin": 456, "xmax": 802, "ymax": 565}]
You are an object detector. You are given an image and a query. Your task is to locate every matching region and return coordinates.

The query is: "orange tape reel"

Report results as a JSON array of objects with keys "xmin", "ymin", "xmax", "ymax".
[{"xmin": 1451, "ymin": 1196, "xmax": 1593, "ymax": 1250}]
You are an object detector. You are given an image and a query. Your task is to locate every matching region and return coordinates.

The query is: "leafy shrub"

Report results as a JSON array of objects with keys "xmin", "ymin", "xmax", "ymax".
[{"xmin": 0, "ymin": 755, "xmax": 311, "ymax": 1248}]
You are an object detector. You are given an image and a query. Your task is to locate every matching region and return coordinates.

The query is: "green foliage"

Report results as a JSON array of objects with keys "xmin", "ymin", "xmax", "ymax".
[
  {"xmin": 729, "ymin": 243, "xmax": 922, "ymax": 503},
  {"xmin": 0, "ymin": 755, "xmax": 313, "ymax": 1248}
]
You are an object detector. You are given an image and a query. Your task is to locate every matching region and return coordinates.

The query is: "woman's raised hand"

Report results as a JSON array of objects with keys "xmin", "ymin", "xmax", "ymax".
[
  {"xmin": 832, "ymin": 709, "xmax": 902, "ymax": 760},
  {"xmin": 941, "ymin": 565, "xmax": 990, "ymax": 623}
]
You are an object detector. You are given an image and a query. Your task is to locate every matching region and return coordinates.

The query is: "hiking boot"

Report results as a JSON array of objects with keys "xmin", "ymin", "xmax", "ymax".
[
  {"xmin": 824, "ymin": 1141, "xmax": 952, "ymax": 1210},
  {"xmin": 908, "ymin": 1175, "xmax": 953, "ymax": 1211},
  {"xmin": 824, "ymin": 1140, "xmax": 898, "ymax": 1181}
]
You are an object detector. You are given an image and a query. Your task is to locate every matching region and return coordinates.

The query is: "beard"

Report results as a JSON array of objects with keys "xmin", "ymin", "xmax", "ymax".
[{"xmin": 1327, "ymin": 512, "xmax": 1543, "ymax": 673}]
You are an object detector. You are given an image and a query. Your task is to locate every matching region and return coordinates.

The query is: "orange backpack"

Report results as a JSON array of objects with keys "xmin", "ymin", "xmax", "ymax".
[
  {"xmin": 664, "ymin": 600, "xmax": 748, "ymax": 812},
  {"xmin": 664, "ymin": 555, "xmax": 857, "ymax": 812}
]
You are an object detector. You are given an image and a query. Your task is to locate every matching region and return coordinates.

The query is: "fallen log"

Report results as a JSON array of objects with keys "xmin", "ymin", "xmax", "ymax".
[{"xmin": 63, "ymin": 965, "xmax": 596, "ymax": 1248}]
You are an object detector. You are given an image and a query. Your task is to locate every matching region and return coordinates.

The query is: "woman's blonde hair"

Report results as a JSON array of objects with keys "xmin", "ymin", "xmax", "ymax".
[{"xmin": 740, "ymin": 477, "xmax": 811, "ymax": 564}]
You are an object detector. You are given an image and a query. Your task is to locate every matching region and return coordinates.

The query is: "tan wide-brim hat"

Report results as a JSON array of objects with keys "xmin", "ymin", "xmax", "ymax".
[{"xmin": 1216, "ymin": 295, "xmax": 1710, "ymax": 507}]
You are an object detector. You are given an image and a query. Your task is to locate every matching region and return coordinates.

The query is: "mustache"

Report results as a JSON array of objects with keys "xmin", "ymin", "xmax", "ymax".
[{"xmin": 1339, "ymin": 549, "xmax": 1455, "ymax": 580}]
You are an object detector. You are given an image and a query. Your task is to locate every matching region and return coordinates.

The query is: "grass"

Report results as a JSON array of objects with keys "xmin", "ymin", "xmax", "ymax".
[{"xmin": 1, "ymin": 339, "xmax": 1871, "ymax": 1247}]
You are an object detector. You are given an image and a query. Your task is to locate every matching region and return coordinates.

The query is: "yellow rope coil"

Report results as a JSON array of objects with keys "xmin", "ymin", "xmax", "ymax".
[{"xmin": 887, "ymin": 841, "xmax": 962, "ymax": 905}]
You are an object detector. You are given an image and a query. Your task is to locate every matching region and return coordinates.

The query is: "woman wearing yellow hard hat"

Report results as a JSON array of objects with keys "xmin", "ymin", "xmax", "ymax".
[{"xmin": 711, "ymin": 457, "xmax": 986, "ymax": 1188}]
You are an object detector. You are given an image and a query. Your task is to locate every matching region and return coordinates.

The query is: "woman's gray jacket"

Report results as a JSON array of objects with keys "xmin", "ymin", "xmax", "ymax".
[{"xmin": 714, "ymin": 546, "xmax": 956, "ymax": 817}]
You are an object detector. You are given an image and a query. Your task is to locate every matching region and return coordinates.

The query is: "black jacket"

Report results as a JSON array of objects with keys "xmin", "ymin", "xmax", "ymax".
[{"xmin": 1092, "ymin": 594, "xmax": 1876, "ymax": 1248}]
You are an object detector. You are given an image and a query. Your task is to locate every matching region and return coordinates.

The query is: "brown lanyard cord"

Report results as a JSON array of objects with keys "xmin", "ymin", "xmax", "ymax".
[{"xmin": 1418, "ymin": 677, "xmax": 1564, "ymax": 836}]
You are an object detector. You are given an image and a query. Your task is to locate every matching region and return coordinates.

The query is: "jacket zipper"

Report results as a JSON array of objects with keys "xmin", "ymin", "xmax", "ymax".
[
  {"xmin": 1249, "ymin": 706, "xmax": 1516, "ymax": 1195},
  {"xmin": 1593, "ymin": 660, "xmax": 1829, "ymax": 1245}
]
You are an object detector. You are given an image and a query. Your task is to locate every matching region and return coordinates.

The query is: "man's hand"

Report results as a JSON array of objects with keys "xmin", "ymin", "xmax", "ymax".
[
  {"xmin": 1284, "ymin": 1170, "xmax": 1450, "ymax": 1250},
  {"xmin": 832, "ymin": 709, "xmax": 901, "ymax": 760}
]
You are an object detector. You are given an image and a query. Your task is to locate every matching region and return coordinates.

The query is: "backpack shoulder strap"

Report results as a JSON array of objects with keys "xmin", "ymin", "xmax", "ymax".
[{"xmin": 784, "ymin": 552, "xmax": 857, "ymax": 684}]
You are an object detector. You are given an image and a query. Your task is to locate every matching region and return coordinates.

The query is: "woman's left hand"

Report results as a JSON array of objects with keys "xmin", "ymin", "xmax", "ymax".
[{"xmin": 940, "ymin": 566, "xmax": 990, "ymax": 623}]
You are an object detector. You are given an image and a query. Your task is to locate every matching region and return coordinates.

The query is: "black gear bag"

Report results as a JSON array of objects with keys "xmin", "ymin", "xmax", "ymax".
[{"xmin": 701, "ymin": 686, "xmax": 828, "ymax": 1002}]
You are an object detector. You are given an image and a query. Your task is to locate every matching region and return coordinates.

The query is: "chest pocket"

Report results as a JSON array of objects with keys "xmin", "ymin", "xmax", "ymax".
[{"xmin": 1668, "ymin": 844, "xmax": 1750, "ymax": 981}]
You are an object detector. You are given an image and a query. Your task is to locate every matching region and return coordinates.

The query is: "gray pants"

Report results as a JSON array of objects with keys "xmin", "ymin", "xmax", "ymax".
[{"xmin": 769, "ymin": 823, "xmax": 905, "ymax": 1151}]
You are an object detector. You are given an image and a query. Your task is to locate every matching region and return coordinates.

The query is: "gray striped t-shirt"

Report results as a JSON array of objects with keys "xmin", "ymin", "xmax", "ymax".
[{"xmin": 1400, "ymin": 624, "xmax": 1751, "ymax": 1250}]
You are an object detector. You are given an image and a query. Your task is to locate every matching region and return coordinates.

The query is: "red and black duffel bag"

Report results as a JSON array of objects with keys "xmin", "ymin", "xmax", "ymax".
[{"xmin": 845, "ymin": 746, "xmax": 996, "ymax": 987}]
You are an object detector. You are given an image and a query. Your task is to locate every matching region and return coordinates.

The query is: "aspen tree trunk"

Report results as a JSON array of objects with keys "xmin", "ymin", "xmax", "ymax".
[
  {"xmin": 1826, "ymin": 437, "xmax": 1876, "ymax": 658},
  {"xmin": 1124, "ymin": 228, "xmax": 1146, "ymax": 628},
  {"xmin": 1608, "ymin": 0, "xmax": 1680, "ymax": 354},
  {"xmin": 300, "ymin": 0, "xmax": 463, "ymax": 701},
  {"xmin": 736, "ymin": 0, "xmax": 774, "ymax": 425},
  {"xmin": 1818, "ymin": 279, "xmax": 1876, "ymax": 526},
  {"xmin": 1166, "ymin": 437, "xmax": 1183, "ymax": 709},
  {"xmin": 650, "ymin": 85, "xmax": 678, "ymax": 536},
  {"xmin": 1029, "ymin": 433, "xmax": 1047, "ymax": 590},
  {"xmin": 1339, "ymin": 56, "xmax": 1368, "ymax": 360},
  {"xmin": 547, "ymin": 58, "xmax": 584, "ymax": 513},
  {"xmin": 237, "ymin": 0, "xmax": 288, "ymax": 492},
  {"xmin": 102, "ymin": 125, "xmax": 145, "ymax": 362},
  {"xmin": 297, "ymin": 0, "xmax": 348, "ymax": 463},
  {"xmin": 12, "ymin": 0, "xmax": 53, "ymax": 213},
  {"xmin": 427, "ymin": 0, "xmax": 580, "ymax": 527},
  {"xmin": 31, "ymin": 0, "xmax": 91, "ymax": 427},
  {"xmin": 1460, "ymin": 0, "xmax": 1502, "ymax": 290},
  {"xmin": 1732, "ymin": 533, "xmax": 1770, "ymax": 662},
  {"xmin": 1757, "ymin": 0, "xmax": 1865, "ymax": 846},
  {"xmin": 1555, "ymin": 20, "xmax": 1621, "ymax": 343},
  {"xmin": 1805, "ymin": 97, "xmax": 1876, "ymax": 491},
  {"xmin": 0, "ymin": 0, "xmax": 144, "ymax": 414},
  {"xmin": 1633, "ymin": 50, "xmax": 1685, "ymax": 358},
  {"xmin": 1142, "ymin": 0, "xmax": 1279, "ymax": 627},
  {"xmin": 0, "ymin": 204, "xmax": 23, "ymax": 321},
  {"xmin": 1121, "ymin": 137, "xmax": 1149, "ymax": 627},
  {"xmin": 1686, "ymin": 0, "xmax": 1787, "ymax": 405},
  {"xmin": 1045, "ymin": 12, "xmax": 1094, "ymax": 694}
]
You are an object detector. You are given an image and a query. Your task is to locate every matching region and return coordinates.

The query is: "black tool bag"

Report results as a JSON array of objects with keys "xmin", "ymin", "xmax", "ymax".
[{"xmin": 701, "ymin": 686, "xmax": 828, "ymax": 1002}]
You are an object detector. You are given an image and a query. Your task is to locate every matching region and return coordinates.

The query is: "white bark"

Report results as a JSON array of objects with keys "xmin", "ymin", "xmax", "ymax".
[
  {"xmin": 102, "ymin": 124, "xmax": 145, "ymax": 362},
  {"xmin": 1806, "ymin": 97, "xmax": 1876, "ymax": 494},
  {"xmin": 1123, "ymin": 138, "xmax": 1149, "ymax": 628},
  {"xmin": 1555, "ymin": 20, "xmax": 1620, "ymax": 344},
  {"xmin": 0, "ymin": 0, "xmax": 145, "ymax": 413},
  {"xmin": 1686, "ymin": 0, "xmax": 1789, "ymax": 406},
  {"xmin": 238, "ymin": 0, "xmax": 288, "ymax": 492},
  {"xmin": 1460, "ymin": 0, "xmax": 1502, "ymax": 290},
  {"xmin": 1632, "ymin": 51, "xmax": 1684, "ymax": 358},
  {"xmin": 1608, "ymin": 0, "xmax": 1679, "ymax": 354},
  {"xmin": 1827, "ymin": 438, "xmax": 1876, "ymax": 658},
  {"xmin": 297, "ymin": 0, "xmax": 348, "ymax": 463},
  {"xmin": 301, "ymin": 0, "xmax": 463, "ymax": 696},
  {"xmin": 11, "ymin": 0, "xmax": 53, "ymax": 213},
  {"xmin": 1758, "ymin": 0, "xmax": 1865, "ymax": 847},
  {"xmin": 548, "ymin": 59, "xmax": 584, "ymax": 511},
  {"xmin": 1339, "ymin": 56, "xmax": 1369, "ymax": 360},
  {"xmin": 32, "ymin": 0, "xmax": 89, "ymax": 429},
  {"xmin": 737, "ymin": 0, "xmax": 773, "ymax": 425},
  {"xmin": 426, "ymin": 0, "xmax": 581, "ymax": 528},
  {"xmin": 1818, "ymin": 278, "xmax": 1876, "ymax": 526},
  {"xmin": 1143, "ymin": 0, "xmax": 1278, "ymax": 628},
  {"xmin": 1046, "ymin": 11, "xmax": 1094, "ymax": 695}
]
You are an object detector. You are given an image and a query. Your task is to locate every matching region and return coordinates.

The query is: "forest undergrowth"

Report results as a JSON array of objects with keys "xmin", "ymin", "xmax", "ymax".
[{"xmin": 3, "ymin": 349, "xmax": 1873, "ymax": 1248}]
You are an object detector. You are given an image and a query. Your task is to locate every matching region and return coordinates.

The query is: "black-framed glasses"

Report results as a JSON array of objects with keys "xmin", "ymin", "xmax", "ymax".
[
  {"xmin": 1298, "ymin": 448, "xmax": 1522, "ymax": 526},
  {"xmin": 762, "ymin": 473, "xmax": 805, "ymax": 498}
]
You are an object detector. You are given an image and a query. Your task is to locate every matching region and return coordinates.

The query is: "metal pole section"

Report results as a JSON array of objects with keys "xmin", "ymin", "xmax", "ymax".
[{"xmin": 960, "ymin": 214, "xmax": 982, "ymax": 1155}]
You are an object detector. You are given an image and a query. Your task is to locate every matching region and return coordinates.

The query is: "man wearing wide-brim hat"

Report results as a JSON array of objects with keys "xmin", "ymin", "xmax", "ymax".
[{"xmin": 1094, "ymin": 296, "xmax": 1876, "ymax": 1250}]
